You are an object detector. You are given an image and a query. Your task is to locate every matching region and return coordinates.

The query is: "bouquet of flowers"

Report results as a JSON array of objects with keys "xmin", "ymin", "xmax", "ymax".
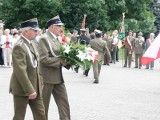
[{"xmin": 59, "ymin": 42, "xmax": 99, "ymax": 69}]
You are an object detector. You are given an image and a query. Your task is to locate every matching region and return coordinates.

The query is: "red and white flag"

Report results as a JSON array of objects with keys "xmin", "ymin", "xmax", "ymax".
[{"xmin": 141, "ymin": 33, "xmax": 160, "ymax": 65}]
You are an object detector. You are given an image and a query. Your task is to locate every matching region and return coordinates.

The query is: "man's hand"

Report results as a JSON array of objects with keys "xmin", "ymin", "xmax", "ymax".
[
  {"xmin": 61, "ymin": 59, "xmax": 67, "ymax": 66},
  {"xmin": 29, "ymin": 92, "xmax": 37, "ymax": 100}
]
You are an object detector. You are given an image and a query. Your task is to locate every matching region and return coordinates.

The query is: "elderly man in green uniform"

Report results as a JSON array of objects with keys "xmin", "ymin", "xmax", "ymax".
[
  {"xmin": 134, "ymin": 32, "xmax": 145, "ymax": 69},
  {"xmin": 90, "ymin": 29, "xmax": 111, "ymax": 84},
  {"xmin": 103, "ymin": 32, "xmax": 113, "ymax": 65},
  {"xmin": 9, "ymin": 18, "xmax": 46, "ymax": 120},
  {"xmin": 38, "ymin": 16, "xmax": 71, "ymax": 120},
  {"xmin": 123, "ymin": 30, "xmax": 134, "ymax": 68}
]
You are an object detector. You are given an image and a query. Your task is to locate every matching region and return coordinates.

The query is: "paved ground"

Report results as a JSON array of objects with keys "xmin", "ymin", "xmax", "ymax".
[{"xmin": 1, "ymin": 60, "xmax": 160, "ymax": 120}]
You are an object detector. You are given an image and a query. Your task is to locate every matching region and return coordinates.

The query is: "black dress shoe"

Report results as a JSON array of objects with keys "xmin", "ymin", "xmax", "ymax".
[
  {"xmin": 145, "ymin": 68, "xmax": 149, "ymax": 69},
  {"xmin": 84, "ymin": 69, "xmax": 90, "ymax": 76},
  {"xmin": 134, "ymin": 67, "xmax": 138, "ymax": 68},
  {"xmin": 106, "ymin": 63, "xmax": 110, "ymax": 66},
  {"xmin": 123, "ymin": 65, "xmax": 127, "ymax": 67},
  {"xmin": 93, "ymin": 81, "xmax": 99, "ymax": 84},
  {"xmin": 74, "ymin": 68, "xmax": 78, "ymax": 73}
]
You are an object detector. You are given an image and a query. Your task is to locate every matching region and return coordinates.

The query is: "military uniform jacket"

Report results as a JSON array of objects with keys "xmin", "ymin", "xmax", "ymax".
[
  {"xmin": 90, "ymin": 38, "xmax": 111, "ymax": 61},
  {"xmin": 103, "ymin": 37, "xmax": 113, "ymax": 51},
  {"xmin": 9, "ymin": 36, "xmax": 43, "ymax": 96},
  {"xmin": 134, "ymin": 37, "xmax": 145, "ymax": 54},
  {"xmin": 38, "ymin": 30, "xmax": 64, "ymax": 84},
  {"xmin": 125, "ymin": 35, "xmax": 133, "ymax": 50}
]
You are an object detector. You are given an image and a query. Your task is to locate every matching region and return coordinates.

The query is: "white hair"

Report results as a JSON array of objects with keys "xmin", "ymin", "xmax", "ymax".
[
  {"xmin": 4, "ymin": 29, "xmax": 10, "ymax": 34},
  {"xmin": 21, "ymin": 27, "xmax": 31, "ymax": 33},
  {"xmin": 150, "ymin": 33, "xmax": 155, "ymax": 36}
]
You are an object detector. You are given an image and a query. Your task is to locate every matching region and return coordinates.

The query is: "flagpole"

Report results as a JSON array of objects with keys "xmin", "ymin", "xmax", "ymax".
[{"xmin": 81, "ymin": 14, "xmax": 87, "ymax": 29}]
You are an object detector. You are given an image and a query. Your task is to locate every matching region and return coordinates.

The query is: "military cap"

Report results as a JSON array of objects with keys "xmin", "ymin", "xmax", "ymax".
[
  {"xmin": 138, "ymin": 32, "xmax": 143, "ymax": 36},
  {"xmin": 94, "ymin": 29, "xmax": 102, "ymax": 34},
  {"xmin": 94, "ymin": 29, "xmax": 102, "ymax": 37},
  {"xmin": 129, "ymin": 30, "xmax": 133, "ymax": 33},
  {"xmin": 20, "ymin": 18, "xmax": 39, "ymax": 31},
  {"xmin": 73, "ymin": 30, "xmax": 78, "ymax": 33},
  {"xmin": 80, "ymin": 28, "xmax": 86, "ymax": 32},
  {"xmin": 47, "ymin": 15, "xmax": 63, "ymax": 27}
]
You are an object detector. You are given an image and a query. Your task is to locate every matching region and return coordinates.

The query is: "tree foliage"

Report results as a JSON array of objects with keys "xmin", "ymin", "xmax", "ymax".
[
  {"xmin": 0, "ymin": 0, "xmax": 60, "ymax": 28},
  {"xmin": 0, "ymin": 0, "xmax": 156, "ymax": 36}
]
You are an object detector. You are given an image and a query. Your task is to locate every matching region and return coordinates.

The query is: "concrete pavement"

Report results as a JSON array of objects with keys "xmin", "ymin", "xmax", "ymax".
[{"xmin": 1, "ymin": 60, "xmax": 160, "ymax": 120}]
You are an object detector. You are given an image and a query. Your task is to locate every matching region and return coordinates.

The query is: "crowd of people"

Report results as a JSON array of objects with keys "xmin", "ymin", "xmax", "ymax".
[{"xmin": 0, "ymin": 15, "xmax": 156, "ymax": 120}]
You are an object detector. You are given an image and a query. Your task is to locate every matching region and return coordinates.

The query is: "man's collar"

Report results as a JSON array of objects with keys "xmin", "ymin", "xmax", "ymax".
[
  {"xmin": 21, "ymin": 35, "xmax": 32, "ymax": 44},
  {"xmin": 48, "ymin": 30, "xmax": 57, "ymax": 40}
]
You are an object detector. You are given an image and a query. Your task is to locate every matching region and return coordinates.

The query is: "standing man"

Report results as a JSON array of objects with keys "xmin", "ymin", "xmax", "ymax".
[
  {"xmin": 38, "ymin": 15, "xmax": 71, "ymax": 120},
  {"xmin": 145, "ymin": 33, "xmax": 155, "ymax": 69},
  {"xmin": 90, "ymin": 29, "xmax": 111, "ymax": 84},
  {"xmin": 123, "ymin": 30, "xmax": 134, "ymax": 68},
  {"xmin": 9, "ymin": 18, "xmax": 46, "ymax": 120},
  {"xmin": 134, "ymin": 32, "xmax": 145, "ymax": 69},
  {"xmin": 103, "ymin": 32, "xmax": 113, "ymax": 66}
]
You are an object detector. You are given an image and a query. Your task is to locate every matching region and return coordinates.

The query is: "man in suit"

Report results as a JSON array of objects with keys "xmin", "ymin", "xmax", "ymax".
[
  {"xmin": 9, "ymin": 18, "xmax": 46, "ymax": 120},
  {"xmin": 124, "ymin": 30, "xmax": 134, "ymax": 68},
  {"xmin": 38, "ymin": 15, "xmax": 71, "ymax": 120},
  {"xmin": 134, "ymin": 32, "xmax": 145, "ymax": 69},
  {"xmin": 90, "ymin": 29, "xmax": 111, "ymax": 84}
]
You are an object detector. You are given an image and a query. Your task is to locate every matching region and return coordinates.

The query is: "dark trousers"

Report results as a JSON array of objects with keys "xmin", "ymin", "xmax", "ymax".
[
  {"xmin": 42, "ymin": 83, "xmax": 70, "ymax": 120},
  {"xmin": 13, "ymin": 95, "xmax": 46, "ymax": 120},
  {"xmin": 92, "ymin": 62, "xmax": 102, "ymax": 82},
  {"xmin": 111, "ymin": 47, "xmax": 117, "ymax": 63},
  {"xmin": 124, "ymin": 48, "xmax": 132, "ymax": 67},
  {"xmin": 103, "ymin": 52, "xmax": 110, "ymax": 65},
  {"xmin": 116, "ymin": 47, "xmax": 119, "ymax": 61},
  {"xmin": 135, "ymin": 54, "xmax": 142, "ymax": 68},
  {"xmin": 146, "ymin": 61, "xmax": 154, "ymax": 69},
  {"xmin": 0, "ymin": 48, "xmax": 4, "ymax": 65}
]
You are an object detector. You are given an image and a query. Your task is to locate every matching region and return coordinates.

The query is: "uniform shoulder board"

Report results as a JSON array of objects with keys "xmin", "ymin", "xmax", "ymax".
[
  {"xmin": 43, "ymin": 34, "xmax": 48, "ymax": 39},
  {"xmin": 38, "ymin": 34, "xmax": 47, "ymax": 42},
  {"xmin": 16, "ymin": 39, "xmax": 24, "ymax": 46}
]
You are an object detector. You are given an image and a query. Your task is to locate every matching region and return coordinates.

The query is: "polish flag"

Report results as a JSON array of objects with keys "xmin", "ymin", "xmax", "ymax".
[{"xmin": 141, "ymin": 33, "xmax": 160, "ymax": 65}]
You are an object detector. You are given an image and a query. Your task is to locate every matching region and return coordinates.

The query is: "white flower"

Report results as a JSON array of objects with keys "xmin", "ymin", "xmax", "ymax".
[
  {"xmin": 85, "ymin": 54, "xmax": 93, "ymax": 61},
  {"xmin": 76, "ymin": 51, "xmax": 86, "ymax": 61},
  {"xmin": 64, "ymin": 44, "xmax": 70, "ymax": 54},
  {"xmin": 86, "ymin": 47, "xmax": 99, "ymax": 63}
]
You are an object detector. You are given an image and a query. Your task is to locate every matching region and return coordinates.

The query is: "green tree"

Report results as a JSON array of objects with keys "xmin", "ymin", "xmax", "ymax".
[
  {"xmin": 0, "ymin": 0, "xmax": 156, "ymax": 36},
  {"xmin": 0, "ymin": 0, "xmax": 60, "ymax": 28},
  {"xmin": 59, "ymin": 0, "xmax": 109, "ymax": 32}
]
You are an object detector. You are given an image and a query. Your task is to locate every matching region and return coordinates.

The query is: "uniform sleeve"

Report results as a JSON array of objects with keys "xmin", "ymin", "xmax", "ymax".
[
  {"xmin": 38, "ymin": 37, "xmax": 61, "ymax": 68},
  {"xmin": 12, "ymin": 45, "xmax": 35, "ymax": 95}
]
